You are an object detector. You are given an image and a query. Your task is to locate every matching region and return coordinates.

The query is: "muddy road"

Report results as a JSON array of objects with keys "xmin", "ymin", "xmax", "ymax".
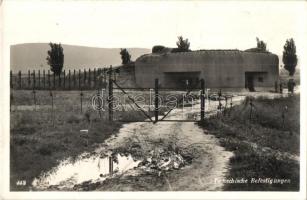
[{"xmin": 31, "ymin": 95, "xmax": 247, "ymax": 191}]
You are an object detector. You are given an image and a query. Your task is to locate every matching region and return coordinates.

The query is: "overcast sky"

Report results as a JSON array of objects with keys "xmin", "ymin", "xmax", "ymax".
[{"xmin": 2, "ymin": 1, "xmax": 307, "ymax": 57}]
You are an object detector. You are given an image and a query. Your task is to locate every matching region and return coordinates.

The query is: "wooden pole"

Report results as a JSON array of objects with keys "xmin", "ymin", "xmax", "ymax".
[
  {"xmin": 10, "ymin": 70, "xmax": 13, "ymax": 89},
  {"xmin": 94, "ymin": 68, "xmax": 96, "ymax": 89},
  {"xmin": 200, "ymin": 79, "xmax": 205, "ymax": 121},
  {"xmin": 109, "ymin": 156, "xmax": 113, "ymax": 175},
  {"xmin": 83, "ymin": 69, "xmax": 86, "ymax": 89},
  {"xmin": 38, "ymin": 70, "xmax": 40, "ymax": 89},
  {"xmin": 18, "ymin": 71, "xmax": 21, "ymax": 89},
  {"xmin": 80, "ymin": 89, "xmax": 83, "ymax": 113},
  {"xmin": 28, "ymin": 70, "xmax": 31, "ymax": 89},
  {"xmin": 249, "ymin": 99, "xmax": 253, "ymax": 121},
  {"xmin": 53, "ymin": 72, "xmax": 56, "ymax": 89},
  {"xmin": 73, "ymin": 69, "xmax": 76, "ymax": 89},
  {"xmin": 154, "ymin": 78, "xmax": 159, "ymax": 123},
  {"xmin": 79, "ymin": 69, "xmax": 81, "ymax": 90},
  {"xmin": 33, "ymin": 70, "xmax": 36, "ymax": 90},
  {"xmin": 88, "ymin": 68, "xmax": 91, "ymax": 89},
  {"xmin": 104, "ymin": 68, "xmax": 107, "ymax": 83},
  {"xmin": 48, "ymin": 70, "xmax": 51, "ymax": 89},
  {"xmin": 43, "ymin": 70, "xmax": 46, "ymax": 89},
  {"xmin": 68, "ymin": 70, "xmax": 71, "ymax": 90},
  {"xmin": 58, "ymin": 72, "xmax": 61, "ymax": 88},
  {"xmin": 63, "ymin": 70, "xmax": 66, "ymax": 89},
  {"xmin": 108, "ymin": 66, "xmax": 113, "ymax": 121}
]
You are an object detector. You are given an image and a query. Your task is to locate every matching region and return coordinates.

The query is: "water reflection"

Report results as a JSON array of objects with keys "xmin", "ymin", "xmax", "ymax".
[{"xmin": 32, "ymin": 154, "xmax": 140, "ymax": 190}]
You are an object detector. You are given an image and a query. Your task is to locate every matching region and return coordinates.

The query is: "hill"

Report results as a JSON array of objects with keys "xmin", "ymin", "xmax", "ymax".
[{"xmin": 10, "ymin": 43, "xmax": 151, "ymax": 73}]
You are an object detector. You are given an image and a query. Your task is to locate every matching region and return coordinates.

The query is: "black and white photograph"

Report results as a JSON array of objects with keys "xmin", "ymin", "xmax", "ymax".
[{"xmin": 0, "ymin": 1, "xmax": 306, "ymax": 199}]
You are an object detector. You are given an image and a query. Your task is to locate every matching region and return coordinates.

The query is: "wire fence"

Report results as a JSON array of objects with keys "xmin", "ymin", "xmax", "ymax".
[{"xmin": 10, "ymin": 68, "xmax": 120, "ymax": 90}]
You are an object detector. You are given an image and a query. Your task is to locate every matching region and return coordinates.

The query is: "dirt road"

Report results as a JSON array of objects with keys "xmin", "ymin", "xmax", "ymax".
[{"xmin": 32, "ymin": 96, "xmax": 246, "ymax": 191}]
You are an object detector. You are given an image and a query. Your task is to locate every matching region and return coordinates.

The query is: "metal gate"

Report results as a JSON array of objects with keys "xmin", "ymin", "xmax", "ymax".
[{"xmin": 106, "ymin": 67, "xmax": 206, "ymax": 123}]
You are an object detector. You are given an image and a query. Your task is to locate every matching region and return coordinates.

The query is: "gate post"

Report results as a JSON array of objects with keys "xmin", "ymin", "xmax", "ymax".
[
  {"xmin": 200, "ymin": 79, "xmax": 205, "ymax": 121},
  {"xmin": 154, "ymin": 78, "xmax": 159, "ymax": 123},
  {"xmin": 108, "ymin": 66, "xmax": 113, "ymax": 121}
]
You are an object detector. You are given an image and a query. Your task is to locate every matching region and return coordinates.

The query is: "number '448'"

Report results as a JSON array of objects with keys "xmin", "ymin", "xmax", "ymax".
[{"xmin": 16, "ymin": 180, "xmax": 26, "ymax": 186}]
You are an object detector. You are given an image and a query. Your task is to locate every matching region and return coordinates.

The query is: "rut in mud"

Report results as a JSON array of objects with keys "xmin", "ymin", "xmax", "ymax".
[{"xmin": 31, "ymin": 97, "xmax": 246, "ymax": 191}]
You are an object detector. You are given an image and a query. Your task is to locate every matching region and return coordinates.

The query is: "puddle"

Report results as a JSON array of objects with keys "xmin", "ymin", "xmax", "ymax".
[{"xmin": 32, "ymin": 153, "xmax": 141, "ymax": 190}]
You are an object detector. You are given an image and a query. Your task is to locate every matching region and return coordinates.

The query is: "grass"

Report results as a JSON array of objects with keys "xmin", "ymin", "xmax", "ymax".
[
  {"xmin": 198, "ymin": 94, "xmax": 300, "ymax": 191},
  {"xmin": 10, "ymin": 89, "xmax": 169, "ymax": 191}
]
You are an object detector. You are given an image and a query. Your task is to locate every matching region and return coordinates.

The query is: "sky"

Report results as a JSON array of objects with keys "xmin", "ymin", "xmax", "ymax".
[{"xmin": 2, "ymin": 1, "xmax": 307, "ymax": 58}]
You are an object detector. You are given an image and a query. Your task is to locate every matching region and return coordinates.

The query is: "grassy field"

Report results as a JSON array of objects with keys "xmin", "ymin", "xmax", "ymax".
[
  {"xmin": 198, "ymin": 94, "xmax": 300, "ymax": 191},
  {"xmin": 10, "ymin": 89, "xmax": 168, "ymax": 191}
]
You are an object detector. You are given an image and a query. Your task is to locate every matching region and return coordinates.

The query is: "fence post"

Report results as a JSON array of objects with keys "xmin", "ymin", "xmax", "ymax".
[
  {"xmin": 217, "ymin": 89, "xmax": 222, "ymax": 117},
  {"xmin": 109, "ymin": 156, "xmax": 113, "ymax": 175},
  {"xmin": 83, "ymin": 69, "xmax": 86, "ymax": 89},
  {"xmin": 108, "ymin": 66, "xmax": 113, "ymax": 121},
  {"xmin": 98, "ymin": 69, "xmax": 102, "ymax": 88},
  {"xmin": 154, "ymin": 78, "xmax": 159, "ymax": 123},
  {"xmin": 80, "ymin": 88, "xmax": 83, "ymax": 113},
  {"xmin": 38, "ymin": 70, "xmax": 40, "ymax": 89},
  {"xmin": 63, "ymin": 70, "xmax": 66, "ymax": 89},
  {"xmin": 28, "ymin": 70, "xmax": 31, "ymax": 89},
  {"xmin": 48, "ymin": 70, "xmax": 50, "ymax": 89},
  {"xmin": 94, "ymin": 68, "xmax": 96, "ymax": 88},
  {"xmin": 249, "ymin": 98, "xmax": 253, "ymax": 120},
  {"xmin": 97, "ymin": 88, "xmax": 102, "ymax": 118},
  {"xmin": 10, "ymin": 91, "xmax": 13, "ymax": 112},
  {"xmin": 73, "ymin": 69, "xmax": 76, "ymax": 89},
  {"xmin": 18, "ymin": 71, "xmax": 21, "ymax": 89},
  {"xmin": 53, "ymin": 72, "xmax": 56, "ymax": 89},
  {"xmin": 104, "ymin": 68, "xmax": 107, "ymax": 83},
  {"xmin": 78, "ymin": 69, "xmax": 81, "ymax": 89},
  {"xmin": 229, "ymin": 96, "xmax": 233, "ymax": 116},
  {"xmin": 200, "ymin": 79, "xmax": 205, "ymax": 121},
  {"xmin": 43, "ymin": 70, "xmax": 45, "ymax": 89},
  {"xmin": 33, "ymin": 70, "xmax": 36, "ymax": 90},
  {"xmin": 88, "ymin": 68, "xmax": 91, "ymax": 89},
  {"xmin": 10, "ymin": 70, "xmax": 13, "ymax": 89},
  {"xmin": 50, "ymin": 90, "xmax": 54, "ymax": 127},
  {"xmin": 68, "ymin": 70, "xmax": 71, "ymax": 90}
]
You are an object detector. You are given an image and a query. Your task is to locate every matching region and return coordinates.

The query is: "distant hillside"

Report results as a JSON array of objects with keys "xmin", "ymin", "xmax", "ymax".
[{"xmin": 10, "ymin": 43, "xmax": 151, "ymax": 72}]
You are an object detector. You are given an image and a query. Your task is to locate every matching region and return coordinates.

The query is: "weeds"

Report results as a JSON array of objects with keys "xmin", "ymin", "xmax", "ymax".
[{"xmin": 198, "ymin": 94, "xmax": 300, "ymax": 191}]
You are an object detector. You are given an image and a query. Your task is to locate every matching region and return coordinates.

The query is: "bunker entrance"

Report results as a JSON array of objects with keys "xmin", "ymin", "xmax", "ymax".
[
  {"xmin": 245, "ymin": 72, "xmax": 267, "ymax": 92},
  {"xmin": 164, "ymin": 72, "xmax": 201, "ymax": 89}
]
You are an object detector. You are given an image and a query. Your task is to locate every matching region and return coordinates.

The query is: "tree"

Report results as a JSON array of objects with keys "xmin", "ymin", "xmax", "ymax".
[
  {"xmin": 46, "ymin": 42, "xmax": 64, "ymax": 75},
  {"xmin": 174, "ymin": 36, "xmax": 190, "ymax": 52},
  {"xmin": 283, "ymin": 38, "xmax": 297, "ymax": 76},
  {"xmin": 152, "ymin": 45, "xmax": 166, "ymax": 53},
  {"xmin": 120, "ymin": 48, "xmax": 131, "ymax": 65},
  {"xmin": 256, "ymin": 37, "xmax": 267, "ymax": 52}
]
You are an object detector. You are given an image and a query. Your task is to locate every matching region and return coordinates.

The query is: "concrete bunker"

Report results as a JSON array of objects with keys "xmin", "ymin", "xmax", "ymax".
[{"xmin": 135, "ymin": 49, "xmax": 279, "ymax": 90}]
